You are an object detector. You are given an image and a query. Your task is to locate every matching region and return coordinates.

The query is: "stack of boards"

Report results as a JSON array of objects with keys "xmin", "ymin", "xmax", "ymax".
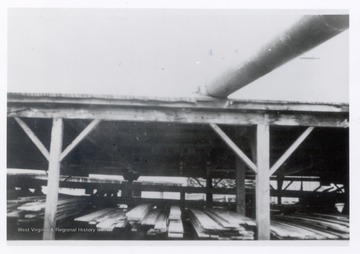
[
  {"xmin": 127, "ymin": 204, "xmax": 184, "ymax": 239},
  {"xmin": 75, "ymin": 207, "xmax": 127, "ymax": 232},
  {"xmin": 187, "ymin": 208, "xmax": 255, "ymax": 240},
  {"xmin": 168, "ymin": 206, "xmax": 184, "ymax": 238},
  {"xmin": 7, "ymin": 195, "xmax": 87, "ymax": 224},
  {"xmin": 74, "ymin": 204, "xmax": 184, "ymax": 239},
  {"xmin": 8, "ymin": 197, "xmax": 349, "ymax": 240},
  {"xmin": 271, "ymin": 213, "xmax": 349, "ymax": 240}
]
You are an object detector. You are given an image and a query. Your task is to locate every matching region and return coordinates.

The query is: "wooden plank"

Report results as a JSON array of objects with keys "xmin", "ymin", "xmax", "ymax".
[
  {"xmin": 153, "ymin": 208, "xmax": 169, "ymax": 233},
  {"xmin": 270, "ymin": 127, "xmax": 314, "ymax": 176},
  {"xmin": 189, "ymin": 209, "xmax": 223, "ymax": 231},
  {"xmin": 8, "ymin": 105, "xmax": 349, "ymax": 128},
  {"xmin": 281, "ymin": 215, "xmax": 349, "ymax": 234},
  {"xmin": 88, "ymin": 209, "xmax": 122, "ymax": 225},
  {"xmin": 13, "ymin": 117, "xmax": 50, "ymax": 161},
  {"xmin": 59, "ymin": 119, "xmax": 100, "ymax": 161},
  {"xmin": 210, "ymin": 123, "xmax": 257, "ymax": 173},
  {"xmin": 235, "ymin": 158, "xmax": 246, "ymax": 215},
  {"xmin": 256, "ymin": 124, "xmax": 270, "ymax": 240},
  {"xmin": 210, "ymin": 208, "xmax": 256, "ymax": 227},
  {"xmin": 202, "ymin": 209, "xmax": 242, "ymax": 230},
  {"xmin": 8, "ymin": 197, "xmax": 85, "ymax": 222},
  {"xmin": 74, "ymin": 208, "xmax": 116, "ymax": 222},
  {"xmin": 169, "ymin": 206, "xmax": 181, "ymax": 220},
  {"xmin": 126, "ymin": 204, "xmax": 153, "ymax": 222},
  {"xmin": 43, "ymin": 118, "xmax": 63, "ymax": 240},
  {"xmin": 189, "ymin": 208, "xmax": 254, "ymax": 239},
  {"xmin": 95, "ymin": 209, "xmax": 127, "ymax": 231},
  {"xmin": 141, "ymin": 208, "xmax": 161, "ymax": 226},
  {"xmin": 271, "ymin": 221, "xmax": 325, "ymax": 240},
  {"xmin": 312, "ymin": 213, "xmax": 349, "ymax": 223},
  {"xmin": 168, "ymin": 220, "xmax": 184, "ymax": 238}
]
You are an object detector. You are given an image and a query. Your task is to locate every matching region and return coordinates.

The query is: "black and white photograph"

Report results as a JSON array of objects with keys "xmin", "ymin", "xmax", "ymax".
[{"xmin": 2, "ymin": 1, "xmax": 358, "ymax": 250}]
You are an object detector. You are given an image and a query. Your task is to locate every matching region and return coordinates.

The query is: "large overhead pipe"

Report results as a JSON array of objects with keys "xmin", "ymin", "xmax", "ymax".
[{"xmin": 200, "ymin": 15, "xmax": 349, "ymax": 98}]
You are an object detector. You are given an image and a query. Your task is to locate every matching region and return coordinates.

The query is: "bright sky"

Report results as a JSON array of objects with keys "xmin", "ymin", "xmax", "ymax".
[{"xmin": 8, "ymin": 9, "xmax": 349, "ymax": 103}]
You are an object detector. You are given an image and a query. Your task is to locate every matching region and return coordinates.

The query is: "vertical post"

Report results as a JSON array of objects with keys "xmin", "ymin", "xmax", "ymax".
[
  {"xmin": 206, "ymin": 167, "xmax": 213, "ymax": 207},
  {"xmin": 256, "ymin": 124, "xmax": 270, "ymax": 240},
  {"xmin": 235, "ymin": 158, "xmax": 246, "ymax": 215},
  {"xmin": 121, "ymin": 182, "xmax": 129, "ymax": 200},
  {"xmin": 248, "ymin": 128, "xmax": 257, "ymax": 219},
  {"xmin": 277, "ymin": 175, "xmax": 284, "ymax": 205},
  {"xmin": 43, "ymin": 118, "xmax": 63, "ymax": 240},
  {"xmin": 343, "ymin": 130, "xmax": 349, "ymax": 215},
  {"xmin": 343, "ymin": 169, "xmax": 349, "ymax": 215},
  {"xmin": 180, "ymin": 191, "xmax": 185, "ymax": 209}
]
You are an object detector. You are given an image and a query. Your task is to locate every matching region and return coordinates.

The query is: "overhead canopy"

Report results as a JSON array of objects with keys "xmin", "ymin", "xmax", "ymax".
[{"xmin": 7, "ymin": 93, "xmax": 349, "ymax": 183}]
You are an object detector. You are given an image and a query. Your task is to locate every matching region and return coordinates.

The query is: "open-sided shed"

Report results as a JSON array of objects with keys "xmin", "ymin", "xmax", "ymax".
[{"xmin": 7, "ymin": 92, "xmax": 349, "ymax": 240}]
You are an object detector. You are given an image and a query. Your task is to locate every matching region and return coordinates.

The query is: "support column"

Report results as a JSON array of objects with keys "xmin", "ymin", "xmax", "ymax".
[
  {"xmin": 43, "ymin": 118, "xmax": 63, "ymax": 240},
  {"xmin": 256, "ymin": 124, "xmax": 270, "ymax": 240},
  {"xmin": 248, "ymin": 128, "xmax": 257, "ymax": 219},
  {"xmin": 277, "ymin": 175, "xmax": 284, "ymax": 205},
  {"xmin": 343, "ymin": 167, "xmax": 349, "ymax": 215},
  {"xmin": 235, "ymin": 158, "xmax": 246, "ymax": 215},
  {"xmin": 180, "ymin": 191, "xmax": 185, "ymax": 209},
  {"xmin": 206, "ymin": 167, "xmax": 213, "ymax": 206}
]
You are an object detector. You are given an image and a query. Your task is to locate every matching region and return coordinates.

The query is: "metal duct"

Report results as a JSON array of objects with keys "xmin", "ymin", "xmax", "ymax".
[{"xmin": 200, "ymin": 15, "xmax": 349, "ymax": 98}]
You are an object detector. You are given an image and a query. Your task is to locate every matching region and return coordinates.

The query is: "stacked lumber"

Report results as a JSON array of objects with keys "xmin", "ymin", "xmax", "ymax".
[
  {"xmin": 140, "ymin": 208, "xmax": 161, "ymax": 227},
  {"xmin": 271, "ymin": 213, "xmax": 349, "ymax": 240},
  {"xmin": 75, "ymin": 208, "xmax": 128, "ymax": 232},
  {"xmin": 167, "ymin": 206, "xmax": 184, "ymax": 238},
  {"xmin": 74, "ymin": 204, "xmax": 178, "ymax": 237},
  {"xmin": 126, "ymin": 204, "xmax": 154, "ymax": 225},
  {"xmin": 188, "ymin": 208, "xmax": 254, "ymax": 240},
  {"xmin": 7, "ymin": 196, "xmax": 46, "ymax": 219},
  {"xmin": 7, "ymin": 195, "xmax": 88, "ymax": 223},
  {"xmin": 127, "ymin": 204, "xmax": 184, "ymax": 238},
  {"xmin": 209, "ymin": 208, "xmax": 256, "ymax": 228},
  {"xmin": 147, "ymin": 207, "xmax": 169, "ymax": 236}
]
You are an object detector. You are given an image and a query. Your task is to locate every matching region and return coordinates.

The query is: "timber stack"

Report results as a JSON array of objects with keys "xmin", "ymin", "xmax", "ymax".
[
  {"xmin": 187, "ymin": 208, "xmax": 255, "ymax": 240},
  {"xmin": 270, "ymin": 213, "xmax": 349, "ymax": 240},
  {"xmin": 168, "ymin": 206, "xmax": 184, "ymax": 238},
  {"xmin": 7, "ymin": 195, "xmax": 88, "ymax": 225},
  {"xmin": 7, "ymin": 198, "xmax": 350, "ymax": 240},
  {"xmin": 75, "ymin": 207, "xmax": 128, "ymax": 232}
]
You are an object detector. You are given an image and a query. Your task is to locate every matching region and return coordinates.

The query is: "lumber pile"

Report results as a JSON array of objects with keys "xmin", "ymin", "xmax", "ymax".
[
  {"xmin": 7, "ymin": 195, "xmax": 46, "ymax": 219},
  {"xmin": 168, "ymin": 206, "xmax": 184, "ymax": 238},
  {"xmin": 126, "ymin": 204, "xmax": 154, "ymax": 225},
  {"xmin": 271, "ymin": 213, "xmax": 349, "ymax": 240},
  {"xmin": 75, "ymin": 207, "xmax": 128, "ymax": 232},
  {"xmin": 188, "ymin": 208, "xmax": 255, "ymax": 240},
  {"xmin": 129, "ymin": 204, "xmax": 184, "ymax": 238},
  {"xmin": 146, "ymin": 206, "xmax": 169, "ymax": 236},
  {"xmin": 74, "ymin": 204, "xmax": 184, "ymax": 238},
  {"xmin": 7, "ymin": 195, "xmax": 88, "ymax": 223},
  {"xmin": 127, "ymin": 204, "xmax": 172, "ymax": 237}
]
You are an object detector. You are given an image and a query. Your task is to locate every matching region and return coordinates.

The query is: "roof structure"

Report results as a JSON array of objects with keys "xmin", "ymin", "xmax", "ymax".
[{"xmin": 7, "ymin": 92, "xmax": 349, "ymax": 182}]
